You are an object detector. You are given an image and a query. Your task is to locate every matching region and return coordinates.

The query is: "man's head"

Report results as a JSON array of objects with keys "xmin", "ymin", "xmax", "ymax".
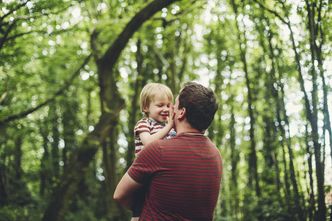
[{"xmin": 175, "ymin": 82, "xmax": 218, "ymax": 131}]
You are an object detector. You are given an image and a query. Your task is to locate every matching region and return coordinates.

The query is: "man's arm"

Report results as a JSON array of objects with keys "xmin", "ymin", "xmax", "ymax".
[{"xmin": 113, "ymin": 172, "xmax": 143, "ymax": 209}]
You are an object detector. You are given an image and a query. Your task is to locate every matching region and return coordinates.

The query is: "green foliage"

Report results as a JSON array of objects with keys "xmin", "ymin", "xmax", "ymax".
[
  {"xmin": 254, "ymin": 197, "xmax": 292, "ymax": 221},
  {"xmin": 0, "ymin": 0, "xmax": 331, "ymax": 220},
  {"xmin": 0, "ymin": 205, "xmax": 41, "ymax": 221}
]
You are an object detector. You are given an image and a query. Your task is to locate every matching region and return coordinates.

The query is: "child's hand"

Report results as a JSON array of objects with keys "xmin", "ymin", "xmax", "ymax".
[{"xmin": 167, "ymin": 104, "xmax": 174, "ymax": 127}]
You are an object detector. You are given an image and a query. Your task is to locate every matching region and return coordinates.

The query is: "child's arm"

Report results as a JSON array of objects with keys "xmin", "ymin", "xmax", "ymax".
[
  {"xmin": 139, "ymin": 123, "xmax": 173, "ymax": 146},
  {"xmin": 139, "ymin": 108, "xmax": 174, "ymax": 146}
]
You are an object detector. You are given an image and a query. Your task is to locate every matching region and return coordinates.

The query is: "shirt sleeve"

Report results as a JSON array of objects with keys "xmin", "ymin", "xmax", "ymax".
[
  {"xmin": 134, "ymin": 119, "xmax": 151, "ymax": 136},
  {"xmin": 166, "ymin": 128, "xmax": 176, "ymax": 139},
  {"xmin": 128, "ymin": 141, "xmax": 162, "ymax": 184}
]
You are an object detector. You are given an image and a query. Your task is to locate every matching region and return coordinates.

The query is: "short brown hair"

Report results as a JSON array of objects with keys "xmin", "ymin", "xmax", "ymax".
[
  {"xmin": 178, "ymin": 82, "xmax": 218, "ymax": 131},
  {"xmin": 140, "ymin": 83, "xmax": 173, "ymax": 116}
]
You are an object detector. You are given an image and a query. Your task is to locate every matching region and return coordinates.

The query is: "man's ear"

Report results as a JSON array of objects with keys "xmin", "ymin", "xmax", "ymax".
[{"xmin": 177, "ymin": 107, "xmax": 186, "ymax": 120}]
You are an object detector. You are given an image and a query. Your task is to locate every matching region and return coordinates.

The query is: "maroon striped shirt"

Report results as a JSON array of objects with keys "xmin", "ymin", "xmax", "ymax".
[{"xmin": 128, "ymin": 133, "xmax": 222, "ymax": 221}]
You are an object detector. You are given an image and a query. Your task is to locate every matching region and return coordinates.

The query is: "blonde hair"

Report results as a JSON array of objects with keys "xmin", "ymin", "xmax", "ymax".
[{"xmin": 140, "ymin": 83, "xmax": 173, "ymax": 116}]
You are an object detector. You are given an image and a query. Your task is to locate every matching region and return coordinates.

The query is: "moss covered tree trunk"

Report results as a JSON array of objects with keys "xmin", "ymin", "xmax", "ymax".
[{"xmin": 42, "ymin": 1, "xmax": 179, "ymax": 221}]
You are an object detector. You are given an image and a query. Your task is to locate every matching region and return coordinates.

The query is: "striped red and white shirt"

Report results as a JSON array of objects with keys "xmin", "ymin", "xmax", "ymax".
[
  {"xmin": 128, "ymin": 133, "xmax": 222, "ymax": 221},
  {"xmin": 134, "ymin": 118, "xmax": 175, "ymax": 155}
]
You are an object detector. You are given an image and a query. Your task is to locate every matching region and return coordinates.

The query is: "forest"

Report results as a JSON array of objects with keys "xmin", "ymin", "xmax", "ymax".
[{"xmin": 0, "ymin": 0, "xmax": 331, "ymax": 220}]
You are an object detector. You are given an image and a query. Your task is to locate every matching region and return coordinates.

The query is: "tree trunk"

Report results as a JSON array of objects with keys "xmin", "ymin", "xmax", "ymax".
[
  {"xmin": 176, "ymin": 33, "xmax": 189, "ymax": 93},
  {"xmin": 169, "ymin": 41, "xmax": 177, "ymax": 93},
  {"xmin": 254, "ymin": 1, "xmax": 326, "ymax": 218},
  {"xmin": 50, "ymin": 102, "xmax": 60, "ymax": 181},
  {"xmin": 264, "ymin": 16, "xmax": 302, "ymax": 217},
  {"xmin": 39, "ymin": 122, "xmax": 50, "ymax": 197},
  {"xmin": 61, "ymin": 90, "xmax": 79, "ymax": 171},
  {"xmin": 284, "ymin": 4, "xmax": 326, "ymax": 218},
  {"xmin": 126, "ymin": 38, "xmax": 144, "ymax": 170},
  {"xmin": 0, "ymin": 162, "xmax": 7, "ymax": 206},
  {"xmin": 305, "ymin": 124, "xmax": 315, "ymax": 221},
  {"xmin": 108, "ymin": 127, "xmax": 127, "ymax": 220},
  {"xmin": 288, "ymin": 20, "xmax": 326, "ymax": 221},
  {"xmin": 208, "ymin": 42, "xmax": 224, "ymax": 142},
  {"xmin": 14, "ymin": 135, "xmax": 23, "ymax": 180},
  {"xmin": 101, "ymin": 118, "xmax": 121, "ymax": 219},
  {"xmin": 230, "ymin": 0, "xmax": 260, "ymax": 196},
  {"xmin": 305, "ymin": 0, "xmax": 332, "ymax": 166},
  {"xmin": 229, "ymin": 101, "xmax": 240, "ymax": 219},
  {"xmin": 279, "ymin": 66, "xmax": 305, "ymax": 221},
  {"xmin": 264, "ymin": 24, "xmax": 284, "ymax": 196},
  {"xmin": 254, "ymin": 11, "xmax": 279, "ymax": 189},
  {"xmin": 42, "ymin": 1, "xmax": 179, "ymax": 220}
]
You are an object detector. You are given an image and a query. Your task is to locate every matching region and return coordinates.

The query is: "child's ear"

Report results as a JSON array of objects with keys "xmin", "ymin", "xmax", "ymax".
[{"xmin": 143, "ymin": 106, "xmax": 149, "ymax": 113}]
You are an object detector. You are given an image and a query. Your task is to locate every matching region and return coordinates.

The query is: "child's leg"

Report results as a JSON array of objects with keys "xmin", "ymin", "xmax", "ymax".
[
  {"xmin": 132, "ymin": 186, "xmax": 146, "ymax": 220},
  {"xmin": 131, "ymin": 203, "xmax": 142, "ymax": 220}
]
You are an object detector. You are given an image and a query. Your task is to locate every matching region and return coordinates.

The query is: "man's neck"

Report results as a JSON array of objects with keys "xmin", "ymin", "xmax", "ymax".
[{"xmin": 176, "ymin": 123, "xmax": 201, "ymax": 135}]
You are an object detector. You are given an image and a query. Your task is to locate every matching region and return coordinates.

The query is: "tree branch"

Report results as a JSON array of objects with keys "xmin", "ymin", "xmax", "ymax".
[
  {"xmin": 0, "ymin": 2, "xmax": 75, "ymax": 49},
  {"xmin": 100, "ymin": 0, "xmax": 179, "ymax": 69},
  {"xmin": 0, "ymin": 0, "xmax": 30, "ymax": 22},
  {"xmin": 0, "ymin": 21, "xmax": 17, "ymax": 50},
  {"xmin": 0, "ymin": 54, "xmax": 92, "ymax": 126},
  {"xmin": 4, "ymin": 26, "xmax": 76, "ymax": 44},
  {"xmin": 253, "ymin": 0, "xmax": 289, "ymax": 25}
]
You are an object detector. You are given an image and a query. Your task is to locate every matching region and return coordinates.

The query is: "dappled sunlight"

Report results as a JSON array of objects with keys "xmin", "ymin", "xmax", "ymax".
[{"xmin": 0, "ymin": 0, "xmax": 331, "ymax": 220}]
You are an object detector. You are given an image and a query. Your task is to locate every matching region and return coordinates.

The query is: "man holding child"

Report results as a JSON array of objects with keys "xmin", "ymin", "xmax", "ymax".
[{"xmin": 114, "ymin": 82, "xmax": 222, "ymax": 221}]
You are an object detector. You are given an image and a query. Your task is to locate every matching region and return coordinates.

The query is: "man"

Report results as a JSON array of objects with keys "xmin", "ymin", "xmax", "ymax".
[{"xmin": 114, "ymin": 82, "xmax": 222, "ymax": 220}]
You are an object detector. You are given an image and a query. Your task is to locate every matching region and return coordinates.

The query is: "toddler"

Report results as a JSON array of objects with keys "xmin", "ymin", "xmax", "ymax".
[{"xmin": 132, "ymin": 82, "xmax": 176, "ymax": 220}]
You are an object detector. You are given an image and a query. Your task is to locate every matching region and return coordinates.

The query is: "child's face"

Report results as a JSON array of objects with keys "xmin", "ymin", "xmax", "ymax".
[{"xmin": 144, "ymin": 95, "xmax": 172, "ymax": 123}]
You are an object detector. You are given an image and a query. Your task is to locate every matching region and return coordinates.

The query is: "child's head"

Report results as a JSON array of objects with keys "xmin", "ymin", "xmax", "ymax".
[{"xmin": 140, "ymin": 83, "xmax": 173, "ymax": 122}]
